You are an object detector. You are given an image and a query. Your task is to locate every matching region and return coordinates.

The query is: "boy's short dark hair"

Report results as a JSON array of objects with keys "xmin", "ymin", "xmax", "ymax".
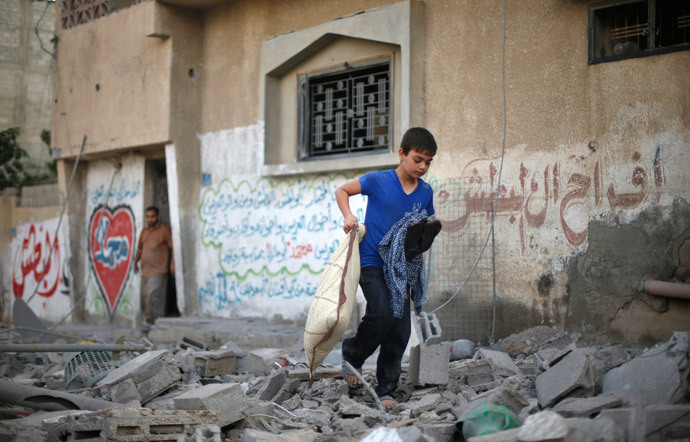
[
  {"xmin": 400, "ymin": 127, "xmax": 437, "ymax": 156},
  {"xmin": 145, "ymin": 206, "xmax": 159, "ymax": 215}
]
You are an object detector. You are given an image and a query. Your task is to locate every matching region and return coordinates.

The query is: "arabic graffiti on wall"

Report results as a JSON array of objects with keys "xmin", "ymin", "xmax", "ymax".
[
  {"xmin": 87, "ymin": 205, "xmax": 136, "ymax": 319},
  {"xmin": 10, "ymin": 219, "xmax": 71, "ymax": 322},
  {"xmin": 197, "ymin": 176, "xmax": 366, "ymax": 317},
  {"xmin": 433, "ymin": 150, "xmax": 665, "ymax": 252}
]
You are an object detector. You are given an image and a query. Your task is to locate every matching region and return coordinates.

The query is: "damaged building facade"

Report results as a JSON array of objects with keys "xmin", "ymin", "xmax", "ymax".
[{"xmin": 2, "ymin": 0, "xmax": 688, "ymax": 346}]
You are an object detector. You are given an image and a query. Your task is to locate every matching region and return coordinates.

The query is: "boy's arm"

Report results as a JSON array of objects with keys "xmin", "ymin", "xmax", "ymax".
[{"xmin": 335, "ymin": 179, "xmax": 362, "ymax": 233}]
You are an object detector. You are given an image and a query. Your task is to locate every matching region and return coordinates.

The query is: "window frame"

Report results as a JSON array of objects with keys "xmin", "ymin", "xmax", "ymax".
[
  {"xmin": 588, "ymin": 0, "xmax": 690, "ymax": 64},
  {"xmin": 297, "ymin": 55, "xmax": 394, "ymax": 162}
]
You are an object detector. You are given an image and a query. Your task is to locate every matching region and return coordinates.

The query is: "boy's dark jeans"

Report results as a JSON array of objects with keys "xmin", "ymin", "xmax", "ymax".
[{"xmin": 342, "ymin": 266, "xmax": 411, "ymax": 398}]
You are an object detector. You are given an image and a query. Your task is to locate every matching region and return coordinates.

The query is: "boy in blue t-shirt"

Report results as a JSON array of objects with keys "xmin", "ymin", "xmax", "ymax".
[{"xmin": 335, "ymin": 127, "xmax": 437, "ymax": 410}]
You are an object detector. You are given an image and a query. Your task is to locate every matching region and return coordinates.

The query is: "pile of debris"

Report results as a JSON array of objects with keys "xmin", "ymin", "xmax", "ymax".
[{"xmin": 0, "ymin": 321, "xmax": 688, "ymax": 441}]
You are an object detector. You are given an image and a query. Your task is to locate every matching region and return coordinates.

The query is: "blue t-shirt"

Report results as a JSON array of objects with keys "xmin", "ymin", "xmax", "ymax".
[{"xmin": 359, "ymin": 169, "xmax": 435, "ymax": 268}]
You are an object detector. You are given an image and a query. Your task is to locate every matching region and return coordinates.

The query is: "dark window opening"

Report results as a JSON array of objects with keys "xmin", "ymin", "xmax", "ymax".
[
  {"xmin": 589, "ymin": 0, "xmax": 690, "ymax": 64},
  {"xmin": 298, "ymin": 59, "xmax": 391, "ymax": 159}
]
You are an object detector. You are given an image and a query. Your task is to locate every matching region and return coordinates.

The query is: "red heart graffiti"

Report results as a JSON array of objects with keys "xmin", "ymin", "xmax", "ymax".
[{"xmin": 88, "ymin": 205, "xmax": 135, "ymax": 318}]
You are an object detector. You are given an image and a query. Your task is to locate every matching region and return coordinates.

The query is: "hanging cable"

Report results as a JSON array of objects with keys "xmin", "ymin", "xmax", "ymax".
[
  {"xmin": 431, "ymin": 0, "xmax": 508, "ymax": 316},
  {"xmin": 35, "ymin": 0, "xmax": 56, "ymax": 60}
]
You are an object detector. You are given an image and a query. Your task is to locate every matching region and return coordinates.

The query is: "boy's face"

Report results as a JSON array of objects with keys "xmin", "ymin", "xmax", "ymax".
[{"xmin": 399, "ymin": 148, "xmax": 434, "ymax": 179}]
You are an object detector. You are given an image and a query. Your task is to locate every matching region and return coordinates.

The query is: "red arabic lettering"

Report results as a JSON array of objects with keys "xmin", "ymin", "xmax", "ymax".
[{"xmin": 12, "ymin": 224, "xmax": 61, "ymax": 298}]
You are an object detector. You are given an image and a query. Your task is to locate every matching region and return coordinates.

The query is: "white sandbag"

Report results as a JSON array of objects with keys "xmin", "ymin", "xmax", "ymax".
[{"xmin": 304, "ymin": 224, "xmax": 366, "ymax": 383}]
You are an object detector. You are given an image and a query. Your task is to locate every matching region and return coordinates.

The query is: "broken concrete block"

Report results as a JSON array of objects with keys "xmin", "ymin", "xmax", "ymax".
[
  {"xmin": 191, "ymin": 349, "xmax": 237, "ymax": 377},
  {"xmin": 517, "ymin": 410, "xmax": 568, "ymax": 441},
  {"xmin": 552, "ymin": 390, "xmax": 629, "ymax": 418},
  {"xmin": 237, "ymin": 351, "xmax": 270, "ymax": 376},
  {"xmin": 406, "ymin": 393, "xmax": 442, "ymax": 417},
  {"xmin": 515, "ymin": 357, "xmax": 538, "ymax": 377},
  {"xmin": 466, "ymin": 383, "xmax": 529, "ymax": 416},
  {"xmin": 272, "ymin": 378, "xmax": 301, "ymax": 405},
  {"xmin": 409, "ymin": 343, "xmax": 450, "ymax": 386},
  {"xmin": 43, "ymin": 407, "xmax": 217, "ymax": 442},
  {"xmin": 339, "ymin": 396, "xmax": 374, "ymax": 417},
  {"xmin": 450, "ymin": 359, "xmax": 499, "ymax": 392},
  {"xmin": 173, "ymin": 383, "xmax": 251, "ymax": 427},
  {"xmin": 256, "ymin": 369, "xmax": 287, "ymax": 401},
  {"xmin": 96, "ymin": 350, "xmax": 180, "ymax": 404},
  {"xmin": 475, "ymin": 349, "xmax": 520, "ymax": 377},
  {"xmin": 535, "ymin": 349, "xmax": 594, "ymax": 408},
  {"xmin": 597, "ymin": 404, "xmax": 690, "ymax": 441},
  {"xmin": 602, "ymin": 332, "xmax": 690, "ymax": 406}
]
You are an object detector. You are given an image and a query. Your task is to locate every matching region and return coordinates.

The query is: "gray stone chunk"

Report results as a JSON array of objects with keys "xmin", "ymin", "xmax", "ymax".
[
  {"xmin": 466, "ymin": 383, "xmax": 529, "ymax": 416},
  {"xmin": 451, "ymin": 359, "xmax": 499, "ymax": 392},
  {"xmin": 256, "ymin": 369, "xmax": 287, "ymax": 401},
  {"xmin": 406, "ymin": 393, "xmax": 442, "ymax": 417},
  {"xmin": 475, "ymin": 349, "xmax": 520, "ymax": 377},
  {"xmin": 408, "ymin": 343, "xmax": 450, "ymax": 386},
  {"xmin": 553, "ymin": 390, "xmax": 629, "ymax": 418},
  {"xmin": 237, "ymin": 352, "xmax": 269, "ymax": 376},
  {"xmin": 173, "ymin": 383, "xmax": 251, "ymax": 427},
  {"xmin": 563, "ymin": 416, "xmax": 624, "ymax": 442},
  {"xmin": 601, "ymin": 332, "xmax": 689, "ymax": 406},
  {"xmin": 535, "ymin": 349, "xmax": 594, "ymax": 408},
  {"xmin": 96, "ymin": 350, "xmax": 180, "ymax": 403},
  {"xmin": 190, "ymin": 349, "xmax": 238, "ymax": 377},
  {"xmin": 272, "ymin": 378, "xmax": 300, "ymax": 405},
  {"xmin": 338, "ymin": 396, "xmax": 373, "ymax": 417}
]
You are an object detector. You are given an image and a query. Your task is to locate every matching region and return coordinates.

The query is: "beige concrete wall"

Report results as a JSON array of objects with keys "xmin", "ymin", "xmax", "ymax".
[{"xmin": 52, "ymin": 1, "xmax": 172, "ymax": 156}]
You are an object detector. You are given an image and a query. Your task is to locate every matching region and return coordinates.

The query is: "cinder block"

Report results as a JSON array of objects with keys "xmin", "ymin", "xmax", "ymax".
[
  {"xmin": 43, "ymin": 407, "xmax": 217, "ymax": 442},
  {"xmin": 174, "ymin": 383, "xmax": 252, "ymax": 427},
  {"xmin": 450, "ymin": 359, "xmax": 498, "ymax": 392},
  {"xmin": 409, "ymin": 343, "xmax": 450, "ymax": 386},
  {"xmin": 191, "ymin": 349, "xmax": 237, "ymax": 377},
  {"xmin": 96, "ymin": 350, "xmax": 180, "ymax": 404}
]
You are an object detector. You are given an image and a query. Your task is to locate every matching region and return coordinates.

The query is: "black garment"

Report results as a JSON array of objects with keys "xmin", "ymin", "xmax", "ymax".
[{"xmin": 342, "ymin": 266, "xmax": 411, "ymax": 398}]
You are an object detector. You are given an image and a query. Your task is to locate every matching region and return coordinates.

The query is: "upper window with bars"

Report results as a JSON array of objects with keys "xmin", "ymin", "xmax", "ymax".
[
  {"xmin": 589, "ymin": 0, "xmax": 690, "ymax": 64},
  {"xmin": 298, "ymin": 58, "xmax": 391, "ymax": 160}
]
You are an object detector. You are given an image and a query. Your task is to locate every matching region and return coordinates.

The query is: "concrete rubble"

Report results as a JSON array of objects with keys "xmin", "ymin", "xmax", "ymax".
[{"xmin": 0, "ymin": 319, "xmax": 688, "ymax": 441}]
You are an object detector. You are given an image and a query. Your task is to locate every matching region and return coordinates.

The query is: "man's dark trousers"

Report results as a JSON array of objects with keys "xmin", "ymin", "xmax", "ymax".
[{"xmin": 342, "ymin": 266, "xmax": 411, "ymax": 398}]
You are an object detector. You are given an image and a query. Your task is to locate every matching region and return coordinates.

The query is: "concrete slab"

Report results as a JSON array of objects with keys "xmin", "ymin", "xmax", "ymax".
[
  {"xmin": 475, "ymin": 349, "xmax": 520, "ymax": 377},
  {"xmin": 173, "ymin": 383, "xmax": 251, "ymax": 427},
  {"xmin": 553, "ymin": 390, "xmax": 629, "ymax": 418},
  {"xmin": 601, "ymin": 334, "xmax": 689, "ymax": 406},
  {"xmin": 96, "ymin": 350, "xmax": 180, "ymax": 404},
  {"xmin": 535, "ymin": 349, "xmax": 594, "ymax": 408},
  {"xmin": 450, "ymin": 359, "xmax": 498, "ymax": 392},
  {"xmin": 597, "ymin": 405, "xmax": 690, "ymax": 441}
]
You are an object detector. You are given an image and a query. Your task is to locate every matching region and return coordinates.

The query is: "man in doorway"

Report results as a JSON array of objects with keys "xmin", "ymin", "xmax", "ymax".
[{"xmin": 134, "ymin": 206, "xmax": 173, "ymax": 325}]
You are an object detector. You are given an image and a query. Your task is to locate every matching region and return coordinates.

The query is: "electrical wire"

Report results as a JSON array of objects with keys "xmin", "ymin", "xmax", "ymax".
[
  {"xmin": 430, "ymin": 0, "xmax": 508, "ymax": 317},
  {"xmin": 35, "ymin": 0, "xmax": 56, "ymax": 60}
]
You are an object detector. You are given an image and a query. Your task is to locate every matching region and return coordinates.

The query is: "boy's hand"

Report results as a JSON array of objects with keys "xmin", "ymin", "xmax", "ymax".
[{"xmin": 343, "ymin": 215, "xmax": 358, "ymax": 234}]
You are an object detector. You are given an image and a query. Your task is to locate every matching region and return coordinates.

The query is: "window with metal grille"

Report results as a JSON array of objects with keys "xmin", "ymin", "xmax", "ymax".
[
  {"xmin": 298, "ymin": 59, "xmax": 391, "ymax": 159},
  {"xmin": 589, "ymin": 0, "xmax": 690, "ymax": 64}
]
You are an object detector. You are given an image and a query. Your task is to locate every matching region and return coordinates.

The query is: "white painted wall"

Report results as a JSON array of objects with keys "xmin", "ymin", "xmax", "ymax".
[
  {"xmin": 196, "ymin": 122, "xmax": 367, "ymax": 319},
  {"xmin": 6, "ymin": 218, "xmax": 72, "ymax": 323}
]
